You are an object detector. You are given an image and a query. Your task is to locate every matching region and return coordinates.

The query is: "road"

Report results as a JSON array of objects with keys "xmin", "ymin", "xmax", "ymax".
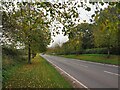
[{"xmin": 41, "ymin": 54, "xmax": 119, "ymax": 89}]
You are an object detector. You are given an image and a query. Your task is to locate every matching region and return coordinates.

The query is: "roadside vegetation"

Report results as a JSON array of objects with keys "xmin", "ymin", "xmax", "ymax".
[
  {"xmin": 2, "ymin": 47, "xmax": 26, "ymax": 86},
  {"xmin": 3, "ymin": 48, "xmax": 72, "ymax": 88}
]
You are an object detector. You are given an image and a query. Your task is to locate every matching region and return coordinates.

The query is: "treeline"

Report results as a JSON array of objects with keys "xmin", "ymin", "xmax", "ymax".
[
  {"xmin": 47, "ymin": 3, "xmax": 120, "ymax": 57},
  {"xmin": 47, "ymin": 47, "xmax": 119, "ymax": 55}
]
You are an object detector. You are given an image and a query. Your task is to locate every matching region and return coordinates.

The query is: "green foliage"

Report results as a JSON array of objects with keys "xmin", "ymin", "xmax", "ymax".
[
  {"xmin": 2, "ymin": 2, "xmax": 120, "ymax": 61},
  {"xmin": 48, "ymin": 37, "xmax": 82, "ymax": 55},
  {"xmin": 2, "ymin": 47, "xmax": 26, "ymax": 82},
  {"xmin": 2, "ymin": 47, "xmax": 26, "ymax": 69},
  {"xmin": 93, "ymin": 4, "xmax": 119, "ymax": 49},
  {"xmin": 2, "ymin": 2, "xmax": 51, "ymax": 50},
  {"xmin": 2, "ymin": 2, "xmax": 51, "ymax": 63},
  {"xmin": 92, "ymin": 3, "xmax": 119, "ymax": 57},
  {"xmin": 14, "ymin": 3, "xmax": 50, "ymax": 52},
  {"xmin": 84, "ymin": 47, "xmax": 120, "ymax": 55},
  {"xmin": 47, "ymin": 3, "xmax": 120, "ymax": 56},
  {"xmin": 2, "ymin": 11, "xmax": 16, "ymax": 46},
  {"xmin": 83, "ymin": 48, "xmax": 108, "ymax": 54},
  {"xmin": 76, "ymin": 23, "xmax": 94, "ymax": 49},
  {"xmin": 49, "ymin": 23, "xmax": 94, "ymax": 55}
]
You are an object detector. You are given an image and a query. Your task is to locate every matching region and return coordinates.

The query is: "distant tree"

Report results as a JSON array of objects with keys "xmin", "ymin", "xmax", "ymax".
[
  {"xmin": 60, "ymin": 36, "xmax": 82, "ymax": 55},
  {"xmin": 76, "ymin": 23, "xmax": 94, "ymax": 49}
]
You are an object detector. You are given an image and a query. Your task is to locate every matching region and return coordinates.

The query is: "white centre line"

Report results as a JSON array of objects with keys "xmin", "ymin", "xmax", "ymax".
[
  {"xmin": 80, "ymin": 65, "xmax": 88, "ymax": 68},
  {"xmin": 104, "ymin": 71, "xmax": 120, "ymax": 76},
  {"xmin": 68, "ymin": 59, "xmax": 118, "ymax": 67}
]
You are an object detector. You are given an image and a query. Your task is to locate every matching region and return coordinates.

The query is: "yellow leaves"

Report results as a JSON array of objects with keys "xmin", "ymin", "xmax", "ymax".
[
  {"xmin": 106, "ymin": 19, "xmax": 109, "ymax": 23},
  {"xmin": 76, "ymin": 40, "xmax": 79, "ymax": 44}
]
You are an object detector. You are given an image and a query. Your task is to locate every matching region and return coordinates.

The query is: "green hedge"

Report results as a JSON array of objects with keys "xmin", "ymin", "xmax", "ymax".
[
  {"xmin": 3, "ymin": 47, "xmax": 18, "ymax": 58},
  {"xmin": 52, "ymin": 47, "xmax": 119, "ymax": 55},
  {"xmin": 83, "ymin": 48, "xmax": 119, "ymax": 55},
  {"xmin": 83, "ymin": 48, "xmax": 107, "ymax": 54}
]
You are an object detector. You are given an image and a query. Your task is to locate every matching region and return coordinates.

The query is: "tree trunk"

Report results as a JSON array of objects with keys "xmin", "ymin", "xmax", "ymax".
[
  {"xmin": 28, "ymin": 43, "xmax": 31, "ymax": 64},
  {"xmin": 28, "ymin": 3, "xmax": 31, "ymax": 64},
  {"xmin": 107, "ymin": 47, "xmax": 110, "ymax": 58},
  {"xmin": 32, "ymin": 50, "xmax": 36, "ymax": 58}
]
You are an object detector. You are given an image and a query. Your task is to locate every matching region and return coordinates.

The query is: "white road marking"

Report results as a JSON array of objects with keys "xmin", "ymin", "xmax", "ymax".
[
  {"xmin": 41, "ymin": 55, "xmax": 89, "ymax": 89},
  {"xmin": 70, "ymin": 59, "xmax": 118, "ymax": 67},
  {"xmin": 80, "ymin": 65, "xmax": 88, "ymax": 68},
  {"xmin": 104, "ymin": 71, "xmax": 120, "ymax": 76}
]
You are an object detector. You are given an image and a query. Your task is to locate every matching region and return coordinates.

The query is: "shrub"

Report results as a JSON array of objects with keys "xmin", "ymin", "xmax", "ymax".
[
  {"xmin": 83, "ymin": 48, "xmax": 108, "ymax": 54},
  {"xmin": 83, "ymin": 47, "xmax": 120, "ymax": 55}
]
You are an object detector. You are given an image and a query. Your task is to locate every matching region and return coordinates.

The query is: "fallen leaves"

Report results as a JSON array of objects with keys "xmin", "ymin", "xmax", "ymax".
[{"xmin": 3, "ymin": 55, "xmax": 72, "ymax": 88}]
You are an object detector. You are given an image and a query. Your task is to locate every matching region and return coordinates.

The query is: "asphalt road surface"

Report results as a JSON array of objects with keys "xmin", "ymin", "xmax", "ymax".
[{"xmin": 41, "ymin": 54, "xmax": 119, "ymax": 89}]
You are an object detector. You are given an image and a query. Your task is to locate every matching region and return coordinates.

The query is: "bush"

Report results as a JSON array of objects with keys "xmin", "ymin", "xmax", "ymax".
[
  {"xmin": 110, "ymin": 47, "xmax": 120, "ymax": 55},
  {"xmin": 2, "ymin": 47, "xmax": 26, "ymax": 82},
  {"xmin": 2, "ymin": 47, "xmax": 26, "ymax": 69},
  {"xmin": 83, "ymin": 47, "xmax": 120, "ymax": 55},
  {"xmin": 83, "ymin": 48, "xmax": 108, "ymax": 54},
  {"xmin": 2, "ymin": 47, "xmax": 18, "ymax": 58}
]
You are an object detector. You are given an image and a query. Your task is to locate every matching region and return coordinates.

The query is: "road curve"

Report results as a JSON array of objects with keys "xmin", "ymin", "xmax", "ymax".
[{"xmin": 41, "ymin": 54, "xmax": 119, "ymax": 89}]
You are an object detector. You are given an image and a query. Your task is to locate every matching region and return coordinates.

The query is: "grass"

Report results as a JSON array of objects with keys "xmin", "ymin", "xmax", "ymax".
[
  {"xmin": 61, "ymin": 54, "xmax": 119, "ymax": 65},
  {"xmin": 3, "ymin": 54, "xmax": 72, "ymax": 88}
]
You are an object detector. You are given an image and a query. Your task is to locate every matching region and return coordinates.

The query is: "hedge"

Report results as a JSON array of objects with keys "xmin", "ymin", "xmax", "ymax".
[{"xmin": 83, "ymin": 47, "xmax": 119, "ymax": 55}]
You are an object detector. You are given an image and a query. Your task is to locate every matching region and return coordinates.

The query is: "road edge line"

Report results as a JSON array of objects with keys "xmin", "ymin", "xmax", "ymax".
[{"xmin": 41, "ymin": 55, "xmax": 89, "ymax": 89}]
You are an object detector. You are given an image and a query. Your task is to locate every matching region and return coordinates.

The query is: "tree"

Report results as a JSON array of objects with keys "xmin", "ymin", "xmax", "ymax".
[
  {"xmin": 76, "ymin": 23, "xmax": 94, "ymax": 49},
  {"xmin": 93, "ymin": 3, "xmax": 119, "ymax": 57},
  {"xmin": 2, "ymin": 2, "xmax": 51, "ymax": 63}
]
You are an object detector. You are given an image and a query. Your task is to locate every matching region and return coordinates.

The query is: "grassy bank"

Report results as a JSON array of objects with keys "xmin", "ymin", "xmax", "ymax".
[
  {"xmin": 61, "ymin": 54, "xmax": 119, "ymax": 65},
  {"xmin": 3, "ymin": 54, "xmax": 72, "ymax": 88}
]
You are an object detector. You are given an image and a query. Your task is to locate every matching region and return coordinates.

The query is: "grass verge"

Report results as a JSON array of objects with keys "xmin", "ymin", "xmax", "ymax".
[
  {"xmin": 61, "ymin": 54, "xmax": 119, "ymax": 65},
  {"xmin": 3, "ymin": 54, "xmax": 72, "ymax": 88}
]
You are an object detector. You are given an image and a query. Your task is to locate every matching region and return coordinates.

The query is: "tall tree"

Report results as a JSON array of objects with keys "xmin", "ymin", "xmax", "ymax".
[
  {"xmin": 2, "ymin": 2, "xmax": 51, "ymax": 63},
  {"xmin": 93, "ymin": 3, "xmax": 119, "ymax": 57}
]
